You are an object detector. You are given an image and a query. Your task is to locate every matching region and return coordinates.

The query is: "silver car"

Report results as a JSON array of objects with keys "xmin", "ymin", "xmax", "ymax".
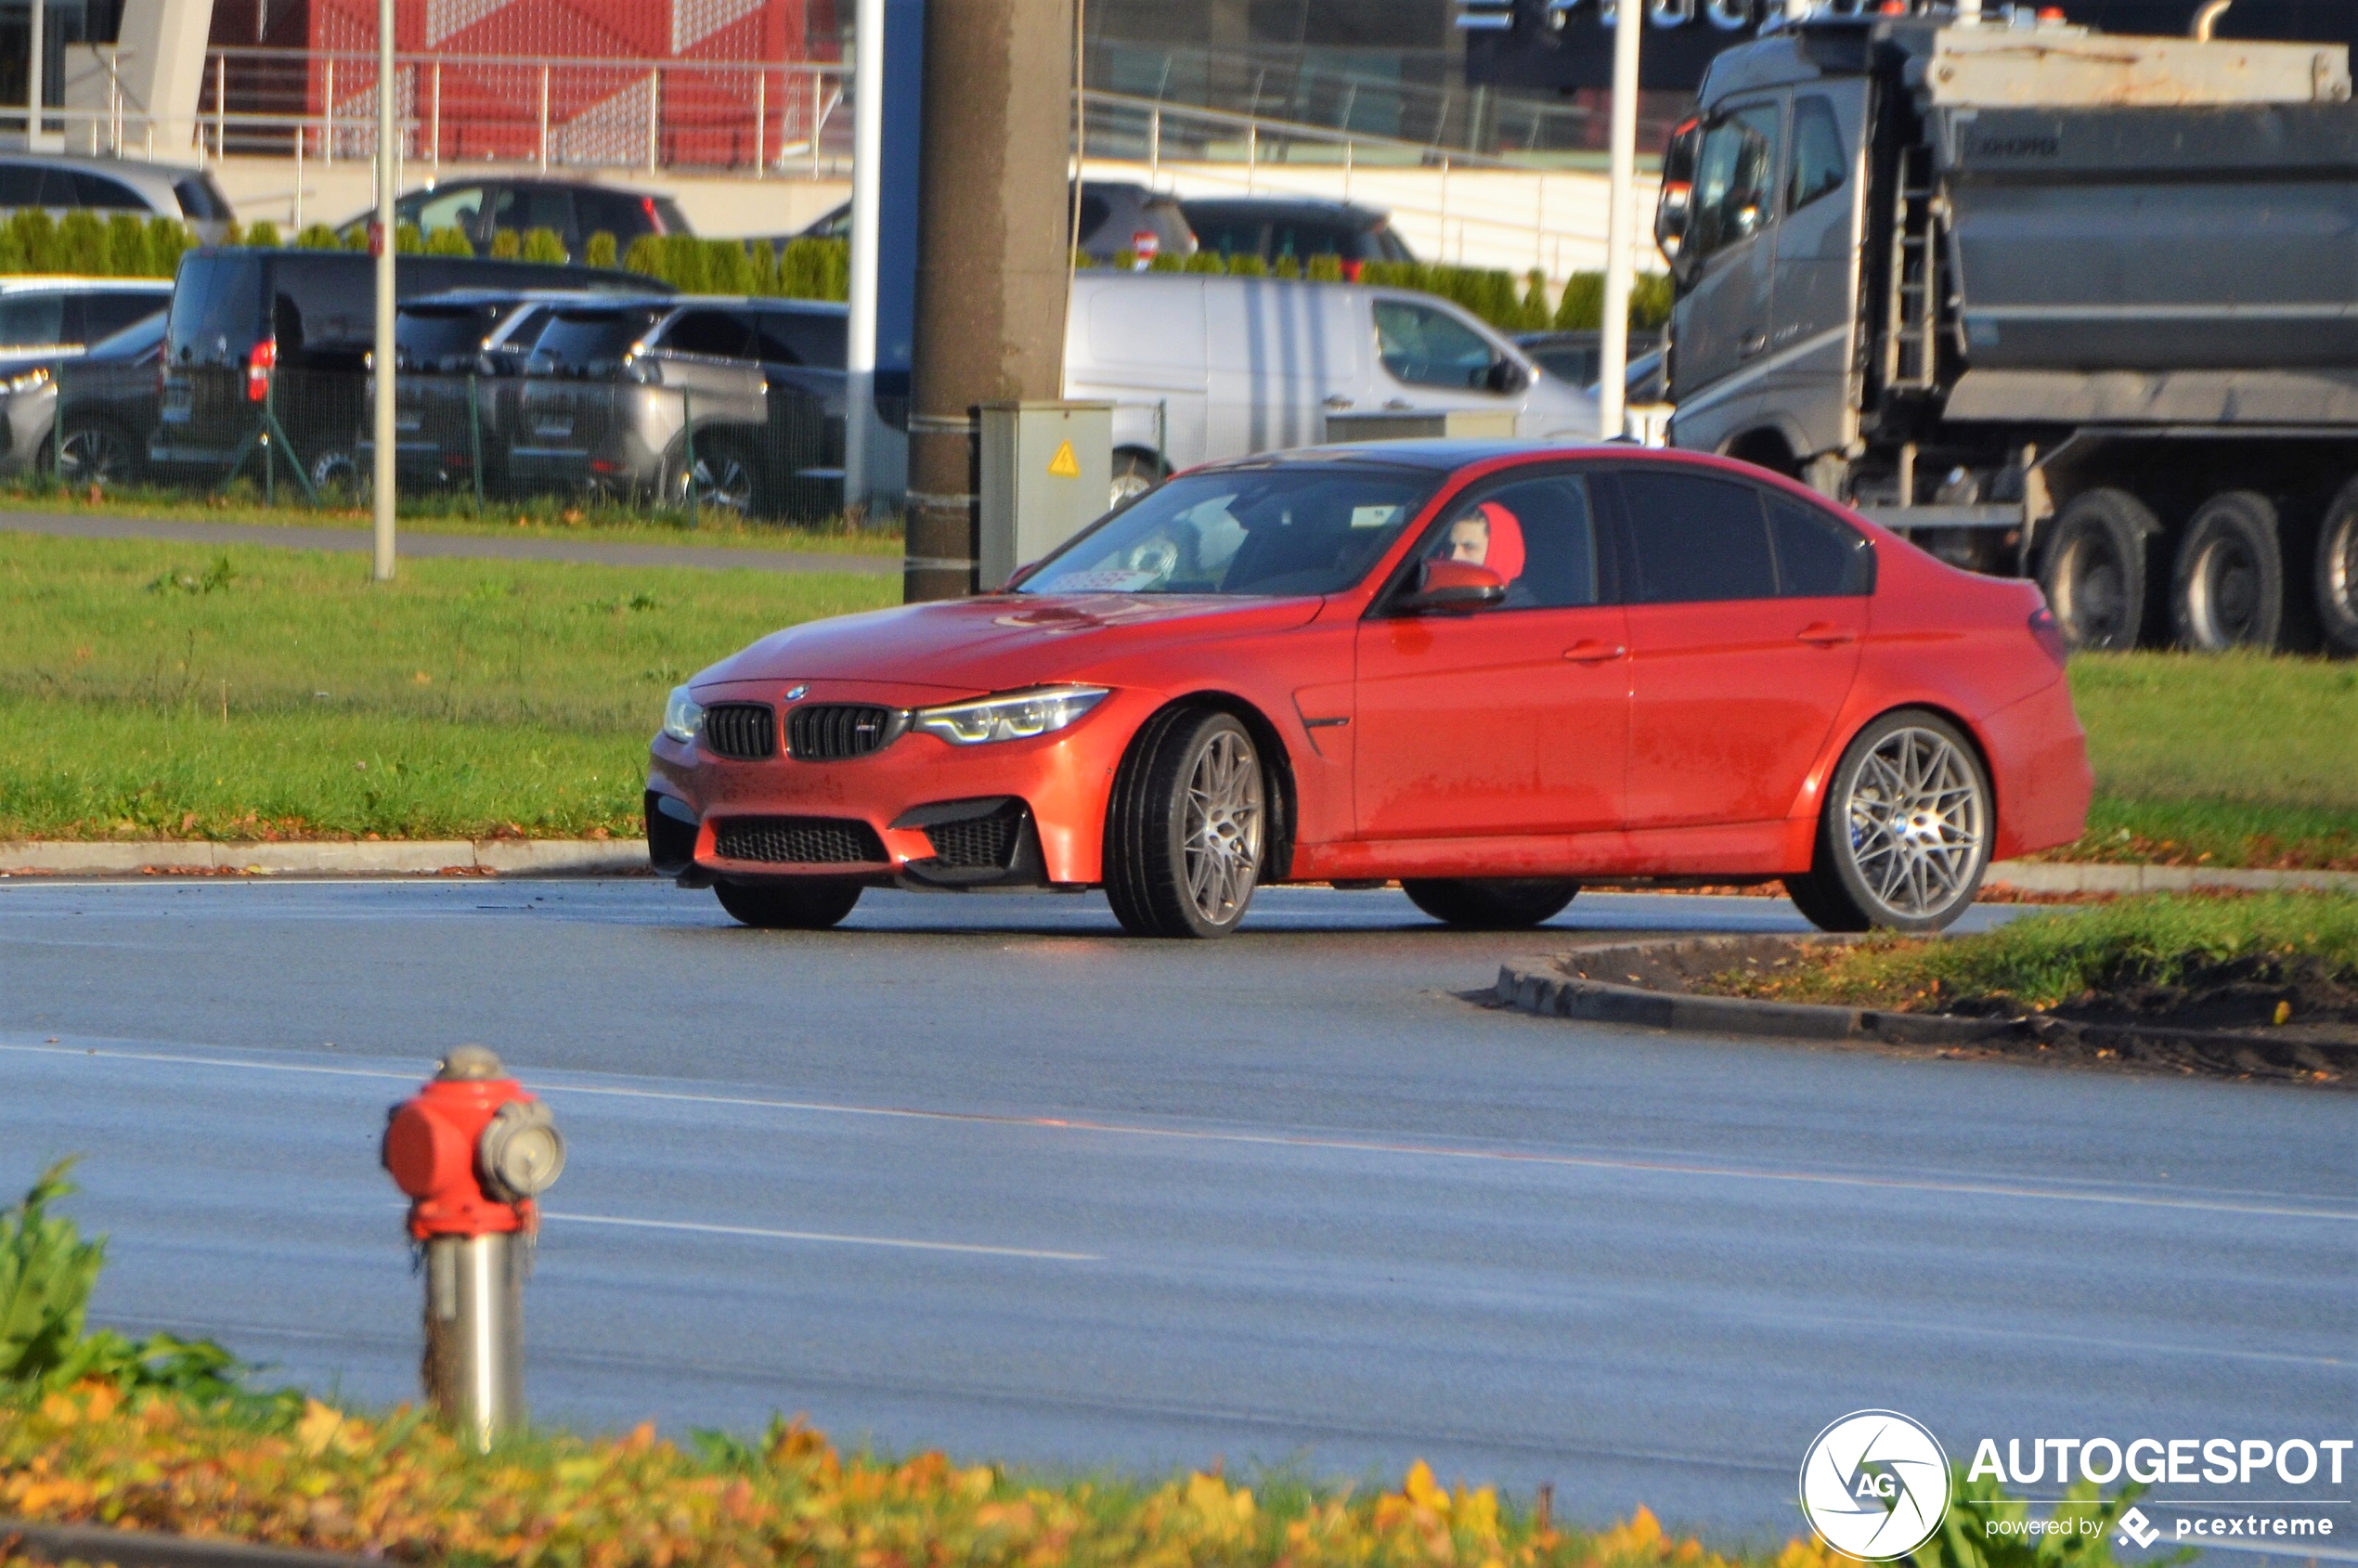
[
  {"xmin": 0, "ymin": 276, "xmax": 175, "ymax": 473},
  {"xmin": 0, "ymin": 155, "xmax": 236, "ymax": 242}
]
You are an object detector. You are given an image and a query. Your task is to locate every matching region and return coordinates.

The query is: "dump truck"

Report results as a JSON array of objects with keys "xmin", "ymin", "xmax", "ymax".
[{"xmin": 1652, "ymin": 1, "xmax": 2358, "ymax": 655}]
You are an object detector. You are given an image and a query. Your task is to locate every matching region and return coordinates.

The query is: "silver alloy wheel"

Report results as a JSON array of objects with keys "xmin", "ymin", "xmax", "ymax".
[
  {"xmin": 2326, "ymin": 509, "xmax": 2358, "ymax": 633},
  {"xmin": 2051, "ymin": 531, "xmax": 2129, "ymax": 647},
  {"xmin": 2182, "ymin": 530, "xmax": 2263, "ymax": 647},
  {"xmin": 1182, "ymin": 728, "xmax": 1263, "ymax": 927},
  {"xmin": 58, "ymin": 425, "xmax": 122, "ymax": 486},
  {"xmin": 684, "ymin": 450, "xmax": 753, "ymax": 514},
  {"xmin": 1843, "ymin": 726, "xmax": 1987, "ymax": 920}
]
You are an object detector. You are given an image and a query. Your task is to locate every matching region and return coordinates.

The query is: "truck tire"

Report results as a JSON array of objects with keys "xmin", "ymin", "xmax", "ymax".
[
  {"xmin": 2320, "ymin": 479, "xmax": 2358, "ymax": 656},
  {"xmin": 2041, "ymin": 489, "xmax": 2156, "ymax": 652},
  {"xmin": 2171, "ymin": 491, "xmax": 2284, "ymax": 652}
]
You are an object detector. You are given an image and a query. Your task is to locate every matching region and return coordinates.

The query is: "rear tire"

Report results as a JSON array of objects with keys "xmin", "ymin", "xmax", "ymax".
[
  {"xmin": 2319, "ymin": 478, "xmax": 2358, "ymax": 656},
  {"xmin": 1104, "ymin": 708, "xmax": 1266, "ymax": 938},
  {"xmin": 55, "ymin": 420, "xmax": 140, "ymax": 486},
  {"xmin": 2171, "ymin": 491, "xmax": 2285, "ymax": 652},
  {"xmin": 2041, "ymin": 488, "xmax": 2156, "ymax": 652},
  {"xmin": 714, "ymin": 878, "xmax": 862, "ymax": 930},
  {"xmin": 1109, "ymin": 449, "xmax": 1162, "ymax": 511},
  {"xmin": 1402, "ymin": 878, "xmax": 1579, "ymax": 930},
  {"xmin": 1785, "ymin": 709, "xmax": 1991, "ymax": 934},
  {"xmin": 672, "ymin": 433, "xmax": 758, "ymax": 516}
]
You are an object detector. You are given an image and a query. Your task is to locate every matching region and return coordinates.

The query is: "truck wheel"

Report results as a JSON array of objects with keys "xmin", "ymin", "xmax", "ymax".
[
  {"xmin": 1103, "ymin": 708, "xmax": 1266, "ymax": 939},
  {"xmin": 2041, "ymin": 489, "xmax": 2156, "ymax": 652},
  {"xmin": 1782, "ymin": 709, "xmax": 1991, "ymax": 934},
  {"xmin": 713, "ymin": 878, "xmax": 862, "ymax": 929},
  {"xmin": 2319, "ymin": 478, "xmax": 2358, "ymax": 656},
  {"xmin": 1402, "ymin": 878, "xmax": 1579, "ymax": 929},
  {"xmin": 2171, "ymin": 491, "xmax": 2284, "ymax": 652}
]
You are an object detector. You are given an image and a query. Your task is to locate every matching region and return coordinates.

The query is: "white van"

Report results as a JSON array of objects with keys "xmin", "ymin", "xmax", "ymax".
[{"xmin": 1066, "ymin": 272, "xmax": 1600, "ymax": 500}]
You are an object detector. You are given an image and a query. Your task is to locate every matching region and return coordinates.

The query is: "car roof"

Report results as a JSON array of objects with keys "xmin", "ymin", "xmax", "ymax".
[
  {"xmin": 403, "ymin": 287, "xmax": 650, "ymax": 308},
  {"xmin": 666, "ymin": 294, "xmax": 849, "ymax": 316},
  {"xmin": 1179, "ymin": 196, "xmax": 1389, "ymax": 222},
  {"xmin": 0, "ymin": 154, "xmax": 186, "ymax": 194},
  {"xmin": 0, "ymin": 275, "xmax": 173, "ymax": 293},
  {"xmin": 1196, "ymin": 439, "xmax": 1783, "ymax": 475},
  {"xmin": 412, "ymin": 175, "xmax": 671, "ymax": 197}
]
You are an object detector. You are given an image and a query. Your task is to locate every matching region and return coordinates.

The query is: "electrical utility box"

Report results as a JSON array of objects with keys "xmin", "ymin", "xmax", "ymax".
[{"xmin": 978, "ymin": 401, "xmax": 1113, "ymax": 590}]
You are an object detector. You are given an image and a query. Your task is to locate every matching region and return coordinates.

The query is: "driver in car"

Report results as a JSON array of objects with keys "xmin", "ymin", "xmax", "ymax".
[{"xmin": 1436, "ymin": 500, "xmax": 1530, "ymax": 605}]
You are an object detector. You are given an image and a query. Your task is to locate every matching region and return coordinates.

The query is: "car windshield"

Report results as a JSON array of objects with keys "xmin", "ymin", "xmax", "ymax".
[{"xmin": 1018, "ymin": 466, "xmax": 1439, "ymax": 598}]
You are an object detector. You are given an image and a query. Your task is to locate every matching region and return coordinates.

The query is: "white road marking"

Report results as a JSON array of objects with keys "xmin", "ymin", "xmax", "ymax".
[
  {"xmin": 542, "ymin": 1210, "xmax": 1099, "ymax": 1262},
  {"xmin": 3, "ymin": 1038, "xmax": 2351, "ymax": 1224}
]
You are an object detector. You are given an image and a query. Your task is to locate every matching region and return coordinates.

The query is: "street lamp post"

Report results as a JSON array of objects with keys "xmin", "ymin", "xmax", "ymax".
[
  {"xmin": 372, "ymin": 0, "xmax": 397, "ymax": 581},
  {"xmin": 1596, "ymin": 0, "xmax": 1643, "ymax": 445}
]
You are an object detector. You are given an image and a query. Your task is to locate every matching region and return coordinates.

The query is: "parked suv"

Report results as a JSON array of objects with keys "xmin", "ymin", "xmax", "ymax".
[
  {"xmin": 1177, "ymin": 197, "xmax": 1414, "ymax": 278},
  {"xmin": 359, "ymin": 289, "xmax": 673, "ymax": 490},
  {"xmin": 510, "ymin": 296, "xmax": 846, "ymax": 518},
  {"xmin": 346, "ymin": 178, "xmax": 691, "ymax": 258},
  {"xmin": 0, "ymin": 155, "xmax": 236, "ymax": 242},
  {"xmin": 151, "ymin": 247, "xmax": 661, "ymax": 488},
  {"xmin": 49, "ymin": 309, "xmax": 170, "ymax": 486},
  {"xmin": 779, "ymin": 180, "xmax": 1196, "ymax": 266},
  {"xmin": 0, "ymin": 277, "xmax": 173, "ymax": 473}
]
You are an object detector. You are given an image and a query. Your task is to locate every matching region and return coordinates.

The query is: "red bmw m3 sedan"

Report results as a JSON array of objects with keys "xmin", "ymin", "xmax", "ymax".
[{"xmin": 645, "ymin": 442, "xmax": 2092, "ymax": 938}]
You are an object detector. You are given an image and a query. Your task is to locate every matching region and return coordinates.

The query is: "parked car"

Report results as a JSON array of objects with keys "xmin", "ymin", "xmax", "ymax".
[
  {"xmin": 644, "ymin": 443, "xmax": 2091, "ymax": 939},
  {"xmin": 151, "ymin": 247, "xmax": 663, "ymax": 489},
  {"xmin": 509, "ymin": 295, "xmax": 847, "ymax": 518},
  {"xmin": 0, "ymin": 277, "xmax": 175, "ymax": 473},
  {"xmin": 774, "ymin": 181, "xmax": 1196, "ymax": 266},
  {"xmin": 0, "ymin": 154, "xmax": 237, "ymax": 242},
  {"xmin": 1176, "ymin": 197, "xmax": 1413, "ymax": 278},
  {"xmin": 47, "ymin": 308, "xmax": 169, "ymax": 486},
  {"xmin": 357, "ymin": 288, "xmax": 669, "ymax": 489},
  {"xmin": 1064, "ymin": 271, "xmax": 1596, "ymax": 502},
  {"xmin": 343, "ymin": 178, "xmax": 691, "ymax": 258},
  {"xmin": 1514, "ymin": 330, "xmax": 1666, "ymax": 392}
]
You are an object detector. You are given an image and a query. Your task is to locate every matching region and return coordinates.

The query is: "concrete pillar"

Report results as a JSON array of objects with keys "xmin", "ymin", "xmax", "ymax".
[{"xmin": 903, "ymin": 0, "xmax": 1076, "ymax": 603}]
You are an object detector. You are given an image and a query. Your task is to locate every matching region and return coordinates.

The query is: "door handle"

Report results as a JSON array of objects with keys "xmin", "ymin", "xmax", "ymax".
[
  {"xmin": 1796, "ymin": 623, "xmax": 1856, "ymax": 647},
  {"xmin": 1324, "ymin": 395, "xmax": 1354, "ymax": 409},
  {"xmin": 1739, "ymin": 332, "xmax": 1768, "ymax": 359},
  {"xmin": 1562, "ymin": 640, "xmax": 1628, "ymax": 664},
  {"xmin": 1384, "ymin": 397, "xmax": 1414, "ymax": 410}
]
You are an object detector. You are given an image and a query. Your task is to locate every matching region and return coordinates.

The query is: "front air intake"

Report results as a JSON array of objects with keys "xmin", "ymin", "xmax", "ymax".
[{"xmin": 712, "ymin": 816, "xmax": 887, "ymax": 864}]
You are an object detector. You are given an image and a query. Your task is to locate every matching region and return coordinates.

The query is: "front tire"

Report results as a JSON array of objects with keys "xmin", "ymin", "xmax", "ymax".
[
  {"xmin": 1402, "ymin": 878, "xmax": 1579, "ymax": 929},
  {"xmin": 56, "ymin": 420, "xmax": 140, "ymax": 486},
  {"xmin": 1104, "ymin": 709, "xmax": 1266, "ymax": 938},
  {"xmin": 1783, "ymin": 710, "xmax": 1991, "ymax": 934},
  {"xmin": 714, "ymin": 878, "xmax": 862, "ymax": 929}
]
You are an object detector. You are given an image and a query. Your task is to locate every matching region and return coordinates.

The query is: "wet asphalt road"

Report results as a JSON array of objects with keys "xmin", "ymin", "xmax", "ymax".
[{"xmin": 0, "ymin": 878, "xmax": 2349, "ymax": 1548}]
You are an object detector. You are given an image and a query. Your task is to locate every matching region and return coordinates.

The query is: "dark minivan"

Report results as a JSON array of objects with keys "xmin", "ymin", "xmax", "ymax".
[{"xmin": 152, "ymin": 248, "xmax": 665, "ymax": 489}]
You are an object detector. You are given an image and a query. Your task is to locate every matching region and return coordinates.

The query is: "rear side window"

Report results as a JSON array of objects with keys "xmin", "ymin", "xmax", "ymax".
[
  {"xmin": 1074, "ymin": 193, "xmax": 1111, "ymax": 245},
  {"xmin": 398, "ymin": 305, "xmax": 495, "ymax": 369},
  {"xmin": 650, "ymin": 197, "xmax": 690, "ymax": 236},
  {"xmin": 1767, "ymin": 494, "xmax": 1874, "ymax": 596},
  {"xmin": 84, "ymin": 291, "xmax": 164, "ymax": 339},
  {"xmin": 1616, "ymin": 469, "xmax": 1779, "ymax": 603},
  {"xmin": 488, "ymin": 186, "xmax": 577, "ymax": 239},
  {"xmin": 577, "ymin": 188, "xmax": 656, "ymax": 241},
  {"xmin": 1189, "ymin": 214, "xmax": 1268, "ymax": 262},
  {"xmin": 173, "ymin": 174, "xmax": 233, "ymax": 221},
  {"xmin": 0, "ymin": 292, "xmax": 65, "ymax": 346},
  {"xmin": 530, "ymin": 308, "xmax": 660, "ymax": 373},
  {"xmin": 73, "ymin": 172, "xmax": 147, "ymax": 211},
  {"xmin": 661, "ymin": 309, "xmax": 753, "ymax": 358},
  {"xmin": 752, "ymin": 308, "xmax": 846, "ymax": 369},
  {"xmin": 0, "ymin": 163, "xmax": 45, "ymax": 206}
]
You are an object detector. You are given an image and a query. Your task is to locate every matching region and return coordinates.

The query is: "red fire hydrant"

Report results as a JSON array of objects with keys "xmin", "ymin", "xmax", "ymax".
[{"xmin": 382, "ymin": 1045, "xmax": 564, "ymax": 1449}]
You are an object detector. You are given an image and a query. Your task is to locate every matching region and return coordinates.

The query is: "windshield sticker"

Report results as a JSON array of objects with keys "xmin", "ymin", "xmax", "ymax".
[
  {"xmin": 1048, "ymin": 568, "xmax": 1166, "ymax": 593},
  {"xmin": 1351, "ymin": 505, "xmax": 1403, "ymax": 529}
]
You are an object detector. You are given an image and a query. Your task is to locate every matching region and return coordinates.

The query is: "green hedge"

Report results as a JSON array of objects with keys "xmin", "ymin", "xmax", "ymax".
[
  {"xmin": 1129, "ymin": 247, "xmax": 1673, "ymax": 336},
  {"xmin": 0, "ymin": 211, "xmax": 195, "ymax": 278}
]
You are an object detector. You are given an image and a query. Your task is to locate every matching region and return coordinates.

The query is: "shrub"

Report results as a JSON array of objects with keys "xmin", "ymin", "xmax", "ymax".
[
  {"xmin": 623, "ymin": 233, "xmax": 666, "ymax": 278},
  {"xmin": 1554, "ymin": 272, "xmax": 1602, "ymax": 330},
  {"xmin": 1273, "ymin": 253, "xmax": 1301, "ymax": 279},
  {"xmin": 294, "ymin": 222, "xmax": 341, "ymax": 250},
  {"xmin": 395, "ymin": 222, "xmax": 425, "ymax": 254},
  {"xmin": 1113, "ymin": 248, "xmax": 1140, "ymax": 271},
  {"xmin": 1147, "ymin": 251, "xmax": 1185, "ymax": 273},
  {"xmin": 339, "ymin": 224, "xmax": 369, "ymax": 252},
  {"xmin": 1522, "ymin": 269, "xmax": 1550, "ymax": 330},
  {"xmin": 486, "ymin": 227, "xmax": 520, "ymax": 260},
  {"xmin": 778, "ymin": 237, "xmax": 836, "ymax": 298},
  {"xmin": 104, "ymin": 213, "xmax": 150, "ymax": 276},
  {"xmin": 816, "ymin": 236, "xmax": 849, "ymax": 300},
  {"xmin": 9, "ymin": 209, "xmax": 58, "ymax": 272},
  {"xmin": 747, "ymin": 239, "xmax": 779, "ymax": 293},
  {"xmin": 583, "ymin": 229, "xmax": 617, "ymax": 269},
  {"xmin": 1305, "ymin": 253, "xmax": 1343, "ymax": 283},
  {"xmin": 145, "ymin": 216, "xmax": 190, "ymax": 277},
  {"xmin": 425, "ymin": 225, "xmax": 473, "ymax": 257},
  {"xmin": 56, "ymin": 209, "xmax": 107, "ymax": 274},
  {"xmin": 1183, "ymin": 251, "xmax": 1224, "ymax": 274},
  {"xmin": 1226, "ymin": 252, "xmax": 1269, "ymax": 278},
  {"xmin": 705, "ymin": 238, "xmax": 755, "ymax": 295},
  {"xmin": 521, "ymin": 226, "xmax": 568, "ymax": 265},
  {"xmin": 242, "ymin": 218, "xmax": 281, "ymax": 249},
  {"xmin": 1630, "ymin": 271, "xmax": 1675, "ymax": 330}
]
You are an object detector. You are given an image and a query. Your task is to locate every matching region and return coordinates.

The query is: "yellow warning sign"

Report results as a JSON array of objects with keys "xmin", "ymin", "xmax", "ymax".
[{"xmin": 1046, "ymin": 439, "xmax": 1082, "ymax": 479}]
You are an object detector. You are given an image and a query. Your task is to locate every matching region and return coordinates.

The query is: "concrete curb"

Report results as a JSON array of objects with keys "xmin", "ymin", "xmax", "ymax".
[
  {"xmin": 1987, "ymin": 859, "xmax": 2358, "ymax": 894},
  {"xmin": 3, "ymin": 1519, "xmax": 366, "ymax": 1568},
  {"xmin": 0, "ymin": 839, "xmax": 651, "ymax": 876},
  {"xmin": 1494, "ymin": 953, "xmax": 2016, "ymax": 1047}
]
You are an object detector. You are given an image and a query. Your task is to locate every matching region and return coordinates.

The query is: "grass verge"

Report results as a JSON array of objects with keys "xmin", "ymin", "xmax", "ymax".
[
  {"xmin": 2057, "ymin": 653, "xmax": 2358, "ymax": 870},
  {"xmin": 0, "ymin": 533, "xmax": 898, "ymax": 840},
  {"xmin": 1710, "ymin": 891, "xmax": 2358, "ymax": 1013},
  {"xmin": 0, "ymin": 479, "xmax": 905, "ymax": 557}
]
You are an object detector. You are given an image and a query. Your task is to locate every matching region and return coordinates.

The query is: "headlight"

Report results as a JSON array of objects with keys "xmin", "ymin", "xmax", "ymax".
[
  {"xmin": 661, "ymin": 685, "xmax": 704, "ymax": 744},
  {"xmin": 912, "ymin": 686, "xmax": 1108, "ymax": 745},
  {"xmin": 6, "ymin": 367, "xmax": 48, "ymax": 395}
]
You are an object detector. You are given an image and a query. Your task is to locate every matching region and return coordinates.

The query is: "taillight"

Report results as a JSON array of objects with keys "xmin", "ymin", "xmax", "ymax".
[
  {"xmin": 2028, "ymin": 604, "xmax": 2068, "ymax": 666},
  {"xmin": 1132, "ymin": 230, "xmax": 1159, "ymax": 265},
  {"xmin": 1341, "ymin": 258, "xmax": 1363, "ymax": 282},
  {"xmin": 642, "ymin": 196, "xmax": 662, "ymax": 234},
  {"xmin": 245, "ymin": 338, "xmax": 276, "ymax": 403}
]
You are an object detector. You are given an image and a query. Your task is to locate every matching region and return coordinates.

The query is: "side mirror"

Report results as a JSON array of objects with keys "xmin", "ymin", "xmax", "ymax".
[
  {"xmin": 1654, "ymin": 181, "xmax": 1691, "ymax": 262},
  {"xmin": 1004, "ymin": 560, "xmax": 1040, "ymax": 590},
  {"xmin": 1484, "ymin": 356, "xmax": 1529, "ymax": 395},
  {"xmin": 1396, "ymin": 557, "xmax": 1507, "ymax": 614}
]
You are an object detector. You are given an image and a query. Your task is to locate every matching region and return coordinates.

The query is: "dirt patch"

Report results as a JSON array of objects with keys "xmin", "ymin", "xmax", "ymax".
[{"xmin": 1538, "ymin": 937, "xmax": 2355, "ymax": 1088}]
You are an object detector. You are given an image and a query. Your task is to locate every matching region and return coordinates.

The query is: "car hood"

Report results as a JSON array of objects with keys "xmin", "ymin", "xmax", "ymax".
[{"xmin": 697, "ymin": 592, "xmax": 1325, "ymax": 695}]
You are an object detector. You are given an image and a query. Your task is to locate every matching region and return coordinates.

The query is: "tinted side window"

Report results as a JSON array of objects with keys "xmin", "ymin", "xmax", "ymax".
[
  {"xmin": 577, "ymin": 188, "xmax": 654, "ymax": 240},
  {"xmin": 1073, "ymin": 193, "xmax": 1111, "ymax": 244},
  {"xmin": 72, "ymin": 172, "xmax": 146, "ymax": 210},
  {"xmin": 661, "ymin": 309, "xmax": 752, "ymax": 358},
  {"xmin": 174, "ymin": 174, "xmax": 232, "ymax": 221},
  {"xmin": 84, "ymin": 292, "xmax": 163, "ymax": 339},
  {"xmin": 0, "ymin": 163, "xmax": 42, "ymax": 206},
  {"xmin": 752, "ymin": 309, "xmax": 846, "ymax": 369},
  {"xmin": 1787, "ymin": 97, "xmax": 1847, "ymax": 213},
  {"xmin": 1688, "ymin": 103, "xmax": 1781, "ymax": 263},
  {"xmin": 488, "ymin": 186, "xmax": 576, "ymax": 239},
  {"xmin": 1617, "ymin": 469, "xmax": 1778, "ymax": 603},
  {"xmin": 1768, "ymin": 495, "xmax": 1873, "ymax": 596},
  {"xmin": 1423, "ymin": 474, "xmax": 1600, "ymax": 611},
  {"xmin": 0, "ymin": 292, "xmax": 67, "ymax": 347}
]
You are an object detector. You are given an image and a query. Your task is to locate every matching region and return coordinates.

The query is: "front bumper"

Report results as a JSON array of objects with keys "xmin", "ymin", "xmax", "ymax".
[{"xmin": 645, "ymin": 680, "xmax": 1156, "ymax": 888}]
